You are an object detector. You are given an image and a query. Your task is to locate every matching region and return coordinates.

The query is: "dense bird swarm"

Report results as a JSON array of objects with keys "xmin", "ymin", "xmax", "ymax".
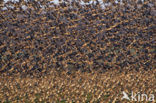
[
  {"xmin": 0, "ymin": 0, "xmax": 156, "ymax": 102},
  {"xmin": 0, "ymin": 69, "xmax": 156, "ymax": 102},
  {"xmin": 0, "ymin": 0, "xmax": 155, "ymax": 76}
]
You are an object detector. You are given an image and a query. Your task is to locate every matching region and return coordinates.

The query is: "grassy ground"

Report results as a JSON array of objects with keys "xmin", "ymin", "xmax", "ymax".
[{"xmin": 0, "ymin": 68, "xmax": 155, "ymax": 103}]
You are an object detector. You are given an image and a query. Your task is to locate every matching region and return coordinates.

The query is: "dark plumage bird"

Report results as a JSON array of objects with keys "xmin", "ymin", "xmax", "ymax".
[{"xmin": 0, "ymin": 0, "xmax": 155, "ymax": 75}]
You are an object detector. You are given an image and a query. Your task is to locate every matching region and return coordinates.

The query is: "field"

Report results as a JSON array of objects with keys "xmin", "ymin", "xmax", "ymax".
[{"xmin": 0, "ymin": 69, "xmax": 156, "ymax": 102}]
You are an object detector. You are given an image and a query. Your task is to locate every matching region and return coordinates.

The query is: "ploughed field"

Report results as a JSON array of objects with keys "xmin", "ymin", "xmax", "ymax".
[{"xmin": 0, "ymin": 0, "xmax": 155, "ymax": 102}]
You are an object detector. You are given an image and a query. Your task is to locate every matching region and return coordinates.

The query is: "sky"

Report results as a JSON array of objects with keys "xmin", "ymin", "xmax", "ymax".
[
  {"xmin": 2, "ymin": 0, "xmax": 109, "ymax": 10},
  {"xmin": 2, "ymin": 0, "xmax": 146, "ymax": 10},
  {"xmin": 3, "ymin": 0, "xmax": 111, "ymax": 5}
]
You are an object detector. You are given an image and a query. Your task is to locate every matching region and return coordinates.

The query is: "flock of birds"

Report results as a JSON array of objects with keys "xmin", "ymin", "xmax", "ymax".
[{"xmin": 0, "ymin": 0, "xmax": 155, "ymax": 75}]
